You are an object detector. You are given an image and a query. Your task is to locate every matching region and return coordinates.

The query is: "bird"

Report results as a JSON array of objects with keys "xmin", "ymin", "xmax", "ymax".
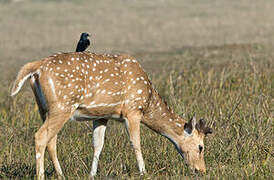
[{"xmin": 76, "ymin": 32, "xmax": 90, "ymax": 52}]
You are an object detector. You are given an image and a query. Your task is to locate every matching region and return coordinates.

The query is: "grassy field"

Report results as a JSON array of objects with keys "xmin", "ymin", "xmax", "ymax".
[{"xmin": 0, "ymin": 0, "xmax": 273, "ymax": 179}]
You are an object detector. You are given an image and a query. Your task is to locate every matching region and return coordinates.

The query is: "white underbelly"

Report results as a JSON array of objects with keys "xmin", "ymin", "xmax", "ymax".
[{"xmin": 69, "ymin": 109, "xmax": 124, "ymax": 122}]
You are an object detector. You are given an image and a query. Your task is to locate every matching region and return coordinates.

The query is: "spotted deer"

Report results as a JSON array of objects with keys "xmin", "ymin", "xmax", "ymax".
[{"xmin": 11, "ymin": 52, "xmax": 212, "ymax": 179}]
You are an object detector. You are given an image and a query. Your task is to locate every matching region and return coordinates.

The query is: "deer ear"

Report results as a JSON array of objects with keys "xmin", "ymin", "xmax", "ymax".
[
  {"xmin": 195, "ymin": 118, "xmax": 206, "ymax": 132},
  {"xmin": 204, "ymin": 127, "xmax": 213, "ymax": 135},
  {"xmin": 184, "ymin": 116, "xmax": 196, "ymax": 136},
  {"xmin": 195, "ymin": 118, "xmax": 213, "ymax": 136}
]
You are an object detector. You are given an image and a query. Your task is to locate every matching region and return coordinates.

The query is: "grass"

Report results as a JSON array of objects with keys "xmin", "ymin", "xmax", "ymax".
[{"xmin": 0, "ymin": 0, "xmax": 273, "ymax": 179}]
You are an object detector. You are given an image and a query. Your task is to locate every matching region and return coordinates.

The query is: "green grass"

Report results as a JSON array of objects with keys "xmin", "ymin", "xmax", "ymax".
[
  {"xmin": 1, "ymin": 44, "xmax": 273, "ymax": 179},
  {"xmin": 0, "ymin": 0, "xmax": 273, "ymax": 179}
]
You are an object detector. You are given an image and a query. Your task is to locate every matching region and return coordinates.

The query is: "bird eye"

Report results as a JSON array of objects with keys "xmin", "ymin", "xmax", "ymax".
[{"xmin": 198, "ymin": 145, "xmax": 203, "ymax": 153}]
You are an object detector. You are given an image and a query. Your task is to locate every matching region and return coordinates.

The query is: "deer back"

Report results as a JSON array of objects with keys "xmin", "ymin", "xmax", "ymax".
[{"xmin": 36, "ymin": 52, "xmax": 153, "ymax": 116}]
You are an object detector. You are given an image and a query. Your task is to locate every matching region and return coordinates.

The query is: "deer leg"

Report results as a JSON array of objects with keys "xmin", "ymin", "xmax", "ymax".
[
  {"xmin": 47, "ymin": 135, "xmax": 63, "ymax": 178},
  {"xmin": 89, "ymin": 119, "xmax": 108, "ymax": 178},
  {"xmin": 125, "ymin": 111, "xmax": 146, "ymax": 175},
  {"xmin": 35, "ymin": 112, "xmax": 70, "ymax": 180},
  {"xmin": 30, "ymin": 74, "xmax": 48, "ymax": 122}
]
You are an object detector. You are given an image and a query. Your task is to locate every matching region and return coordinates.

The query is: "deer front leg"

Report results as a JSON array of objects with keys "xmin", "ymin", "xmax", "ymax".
[
  {"xmin": 47, "ymin": 135, "xmax": 63, "ymax": 178},
  {"xmin": 125, "ymin": 111, "xmax": 146, "ymax": 175},
  {"xmin": 89, "ymin": 119, "xmax": 108, "ymax": 179}
]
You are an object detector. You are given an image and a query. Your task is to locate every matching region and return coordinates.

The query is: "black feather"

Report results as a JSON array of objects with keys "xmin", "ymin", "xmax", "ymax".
[{"xmin": 76, "ymin": 32, "xmax": 90, "ymax": 52}]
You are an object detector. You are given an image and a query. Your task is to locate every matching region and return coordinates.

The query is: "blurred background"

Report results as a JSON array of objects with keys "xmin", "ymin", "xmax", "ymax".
[{"xmin": 1, "ymin": 0, "xmax": 274, "ymax": 74}]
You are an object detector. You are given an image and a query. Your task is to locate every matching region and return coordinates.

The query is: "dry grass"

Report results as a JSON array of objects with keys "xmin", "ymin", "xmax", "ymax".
[{"xmin": 0, "ymin": 0, "xmax": 273, "ymax": 179}]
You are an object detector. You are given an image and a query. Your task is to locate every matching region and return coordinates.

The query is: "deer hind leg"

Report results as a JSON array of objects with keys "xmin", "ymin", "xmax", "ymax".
[
  {"xmin": 47, "ymin": 135, "xmax": 63, "ymax": 178},
  {"xmin": 125, "ymin": 111, "xmax": 146, "ymax": 175},
  {"xmin": 35, "ymin": 111, "xmax": 71, "ymax": 180},
  {"xmin": 30, "ymin": 74, "xmax": 48, "ymax": 121},
  {"xmin": 89, "ymin": 119, "xmax": 108, "ymax": 179}
]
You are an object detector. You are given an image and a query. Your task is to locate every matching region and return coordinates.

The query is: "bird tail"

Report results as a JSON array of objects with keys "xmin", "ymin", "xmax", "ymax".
[{"xmin": 11, "ymin": 61, "xmax": 42, "ymax": 96}]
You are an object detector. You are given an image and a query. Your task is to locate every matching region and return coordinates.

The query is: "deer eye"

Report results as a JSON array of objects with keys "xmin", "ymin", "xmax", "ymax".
[{"xmin": 198, "ymin": 145, "xmax": 203, "ymax": 153}]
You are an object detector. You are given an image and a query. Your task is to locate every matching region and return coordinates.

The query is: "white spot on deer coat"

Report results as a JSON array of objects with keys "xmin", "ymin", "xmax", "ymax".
[{"xmin": 176, "ymin": 123, "xmax": 182, "ymax": 127}]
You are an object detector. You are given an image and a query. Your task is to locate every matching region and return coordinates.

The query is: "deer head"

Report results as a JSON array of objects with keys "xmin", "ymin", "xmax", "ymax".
[{"xmin": 176, "ymin": 116, "xmax": 213, "ymax": 173}]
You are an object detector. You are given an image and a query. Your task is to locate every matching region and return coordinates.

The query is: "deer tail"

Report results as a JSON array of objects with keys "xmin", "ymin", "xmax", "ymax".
[{"xmin": 11, "ymin": 61, "xmax": 42, "ymax": 96}]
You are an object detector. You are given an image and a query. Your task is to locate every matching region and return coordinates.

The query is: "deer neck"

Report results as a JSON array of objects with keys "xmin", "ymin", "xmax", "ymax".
[{"xmin": 142, "ymin": 89, "xmax": 186, "ymax": 142}]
